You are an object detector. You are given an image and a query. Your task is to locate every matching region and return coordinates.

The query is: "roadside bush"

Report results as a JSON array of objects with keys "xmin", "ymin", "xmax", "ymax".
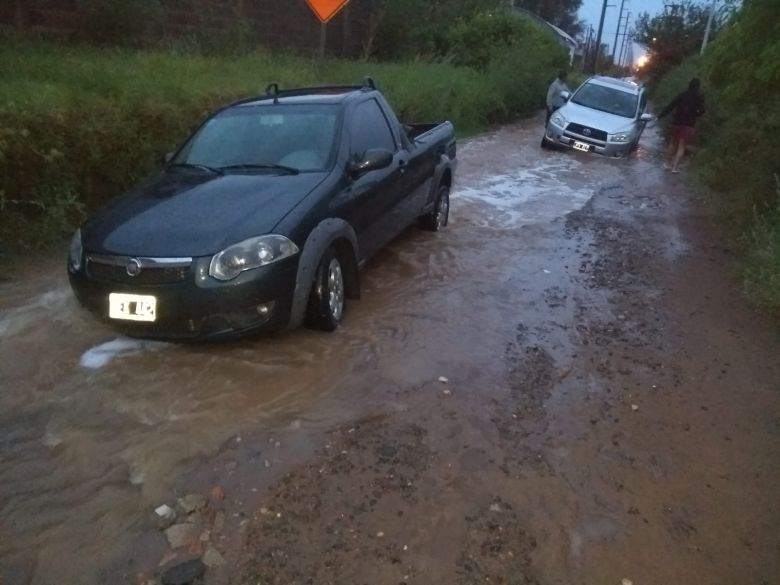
[
  {"xmin": 652, "ymin": 0, "xmax": 780, "ymax": 311},
  {"xmin": 0, "ymin": 42, "xmax": 517, "ymax": 253},
  {"xmin": 743, "ymin": 178, "xmax": 780, "ymax": 311},
  {"xmin": 369, "ymin": 0, "xmax": 503, "ymax": 61},
  {"xmin": 444, "ymin": 11, "xmax": 567, "ymax": 115},
  {"xmin": 78, "ymin": 0, "xmax": 164, "ymax": 44}
]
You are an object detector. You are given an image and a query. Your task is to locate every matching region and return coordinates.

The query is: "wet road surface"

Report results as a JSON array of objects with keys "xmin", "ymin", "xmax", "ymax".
[{"xmin": 1, "ymin": 118, "xmax": 779, "ymax": 585}]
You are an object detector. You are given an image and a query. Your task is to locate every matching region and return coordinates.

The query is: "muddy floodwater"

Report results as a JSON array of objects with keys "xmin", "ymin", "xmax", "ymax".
[{"xmin": 1, "ymin": 119, "xmax": 779, "ymax": 585}]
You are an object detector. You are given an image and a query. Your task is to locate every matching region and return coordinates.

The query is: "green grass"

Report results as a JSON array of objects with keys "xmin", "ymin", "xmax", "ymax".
[{"xmin": 1, "ymin": 39, "xmax": 566, "ymax": 255}]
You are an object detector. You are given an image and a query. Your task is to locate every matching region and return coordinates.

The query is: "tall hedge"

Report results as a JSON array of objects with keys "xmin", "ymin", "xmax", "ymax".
[
  {"xmin": 0, "ymin": 27, "xmax": 565, "ymax": 253},
  {"xmin": 653, "ymin": 0, "xmax": 780, "ymax": 310}
]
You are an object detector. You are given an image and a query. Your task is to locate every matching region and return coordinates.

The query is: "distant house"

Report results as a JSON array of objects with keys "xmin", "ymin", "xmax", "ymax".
[{"xmin": 512, "ymin": 7, "xmax": 579, "ymax": 65}]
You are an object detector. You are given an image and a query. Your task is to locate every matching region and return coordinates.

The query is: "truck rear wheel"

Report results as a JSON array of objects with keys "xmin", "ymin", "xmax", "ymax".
[{"xmin": 421, "ymin": 184, "xmax": 450, "ymax": 232}]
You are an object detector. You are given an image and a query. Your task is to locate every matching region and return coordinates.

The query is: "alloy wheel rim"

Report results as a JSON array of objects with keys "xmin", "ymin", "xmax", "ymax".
[
  {"xmin": 437, "ymin": 191, "xmax": 449, "ymax": 228},
  {"xmin": 327, "ymin": 258, "xmax": 344, "ymax": 321}
]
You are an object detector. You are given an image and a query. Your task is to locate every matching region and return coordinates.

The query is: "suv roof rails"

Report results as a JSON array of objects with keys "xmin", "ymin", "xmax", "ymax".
[{"xmin": 227, "ymin": 77, "xmax": 378, "ymax": 108}]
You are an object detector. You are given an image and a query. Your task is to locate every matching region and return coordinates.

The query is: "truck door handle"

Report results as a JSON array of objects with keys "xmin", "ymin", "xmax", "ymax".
[{"xmin": 398, "ymin": 158, "xmax": 408, "ymax": 173}]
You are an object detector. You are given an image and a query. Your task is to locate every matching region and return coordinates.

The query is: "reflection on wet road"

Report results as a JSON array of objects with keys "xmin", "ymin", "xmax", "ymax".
[{"xmin": 1, "ymin": 120, "xmax": 648, "ymax": 584}]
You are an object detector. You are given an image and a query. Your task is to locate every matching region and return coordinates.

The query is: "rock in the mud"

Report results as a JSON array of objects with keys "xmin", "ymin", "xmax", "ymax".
[
  {"xmin": 178, "ymin": 494, "xmax": 207, "ymax": 514},
  {"xmin": 160, "ymin": 559, "xmax": 205, "ymax": 585},
  {"xmin": 438, "ymin": 376, "xmax": 449, "ymax": 383},
  {"xmin": 203, "ymin": 547, "xmax": 226, "ymax": 567},
  {"xmin": 165, "ymin": 523, "xmax": 201, "ymax": 549},
  {"xmin": 621, "ymin": 579, "xmax": 633, "ymax": 585},
  {"xmin": 155, "ymin": 504, "xmax": 178, "ymax": 529},
  {"xmin": 631, "ymin": 404, "xmax": 639, "ymax": 411}
]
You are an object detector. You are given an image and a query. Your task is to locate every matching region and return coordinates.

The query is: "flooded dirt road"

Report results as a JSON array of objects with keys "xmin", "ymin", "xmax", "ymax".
[{"xmin": 1, "ymin": 118, "xmax": 779, "ymax": 585}]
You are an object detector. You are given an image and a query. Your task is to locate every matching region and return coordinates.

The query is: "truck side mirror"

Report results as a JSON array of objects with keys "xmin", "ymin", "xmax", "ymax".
[
  {"xmin": 560, "ymin": 91, "xmax": 571, "ymax": 101},
  {"xmin": 640, "ymin": 113, "xmax": 654, "ymax": 122},
  {"xmin": 348, "ymin": 149, "xmax": 393, "ymax": 177},
  {"xmin": 162, "ymin": 151, "xmax": 174, "ymax": 165}
]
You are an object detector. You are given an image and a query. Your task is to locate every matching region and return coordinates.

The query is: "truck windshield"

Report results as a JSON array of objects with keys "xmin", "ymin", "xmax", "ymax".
[
  {"xmin": 174, "ymin": 104, "xmax": 340, "ymax": 173},
  {"xmin": 571, "ymin": 84, "xmax": 638, "ymax": 119}
]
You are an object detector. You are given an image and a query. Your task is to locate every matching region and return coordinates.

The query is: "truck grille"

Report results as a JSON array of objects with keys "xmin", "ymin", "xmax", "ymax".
[
  {"xmin": 86, "ymin": 255, "xmax": 192, "ymax": 285},
  {"xmin": 565, "ymin": 123, "xmax": 608, "ymax": 142}
]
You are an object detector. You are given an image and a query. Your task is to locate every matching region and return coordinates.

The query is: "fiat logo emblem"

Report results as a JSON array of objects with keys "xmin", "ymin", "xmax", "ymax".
[{"xmin": 126, "ymin": 258, "xmax": 142, "ymax": 277}]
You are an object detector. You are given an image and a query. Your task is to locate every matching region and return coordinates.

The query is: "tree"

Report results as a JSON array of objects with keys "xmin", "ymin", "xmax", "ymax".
[
  {"xmin": 515, "ymin": 0, "xmax": 584, "ymax": 36},
  {"xmin": 363, "ymin": 0, "xmax": 504, "ymax": 59},
  {"xmin": 635, "ymin": 0, "xmax": 737, "ymax": 80}
]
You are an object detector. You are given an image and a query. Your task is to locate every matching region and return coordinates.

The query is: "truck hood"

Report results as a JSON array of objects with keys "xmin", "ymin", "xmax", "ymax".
[
  {"xmin": 82, "ymin": 170, "xmax": 327, "ymax": 257},
  {"xmin": 558, "ymin": 101, "xmax": 638, "ymax": 134}
]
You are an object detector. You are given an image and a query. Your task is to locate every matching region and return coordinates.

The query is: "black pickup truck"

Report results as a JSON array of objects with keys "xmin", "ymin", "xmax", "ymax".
[{"xmin": 67, "ymin": 79, "xmax": 457, "ymax": 339}]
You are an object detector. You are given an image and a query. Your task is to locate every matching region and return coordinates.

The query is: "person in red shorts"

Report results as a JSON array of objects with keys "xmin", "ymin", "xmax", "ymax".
[{"xmin": 657, "ymin": 78, "xmax": 706, "ymax": 173}]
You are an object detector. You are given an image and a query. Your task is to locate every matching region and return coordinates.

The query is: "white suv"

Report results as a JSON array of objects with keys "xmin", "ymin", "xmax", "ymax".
[{"xmin": 542, "ymin": 76, "xmax": 653, "ymax": 157}]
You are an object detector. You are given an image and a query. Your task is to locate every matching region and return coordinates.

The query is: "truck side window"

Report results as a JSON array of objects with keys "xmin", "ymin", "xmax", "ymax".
[
  {"xmin": 350, "ymin": 99, "xmax": 396, "ymax": 160},
  {"xmin": 639, "ymin": 92, "xmax": 648, "ymax": 113}
]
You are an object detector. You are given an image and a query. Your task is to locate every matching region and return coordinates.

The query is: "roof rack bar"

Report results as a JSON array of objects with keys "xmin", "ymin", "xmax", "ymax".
[
  {"xmin": 224, "ymin": 79, "xmax": 378, "ymax": 109},
  {"xmin": 265, "ymin": 82, "xmax": 280, "ymax": 104}
]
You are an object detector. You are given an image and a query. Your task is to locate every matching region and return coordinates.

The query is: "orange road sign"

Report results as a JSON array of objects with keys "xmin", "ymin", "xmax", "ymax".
[{"xmin": 305, "ymin": 0, "xmax": 351, "ymax": 23}]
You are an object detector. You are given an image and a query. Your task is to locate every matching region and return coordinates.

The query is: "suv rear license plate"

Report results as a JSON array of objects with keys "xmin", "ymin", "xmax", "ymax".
[
  {"xmin": 109, "ymin": 293, "xmax": 157, "ymax": 322},
  {"xmin": 573, "ymin": 141, "xmax": 591, "ymax": 152}
]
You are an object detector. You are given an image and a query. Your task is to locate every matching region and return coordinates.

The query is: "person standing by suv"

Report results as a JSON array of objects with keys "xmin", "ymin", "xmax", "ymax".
[
  {"xmin": 657, "ymin": 78, "xmax": 706, "ymax": 173},
  {"xmin": 546, "ymin": 71, "xmax": 570, "ymax": 126}
]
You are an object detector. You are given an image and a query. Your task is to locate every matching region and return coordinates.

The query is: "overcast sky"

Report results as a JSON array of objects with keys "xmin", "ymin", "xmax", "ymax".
[
  {"xmin": 578, "ymin": 0, "xmax": 669, "ymax": 59},
  {"xmin": 577, "ymin": 0, "xmax": 670, "ymax": 63}
]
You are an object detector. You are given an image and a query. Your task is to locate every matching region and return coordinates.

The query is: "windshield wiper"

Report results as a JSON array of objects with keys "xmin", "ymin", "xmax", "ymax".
[
  {"xmin": 218, "ymin": 163, "xmax": 300, "ymax": 175},
  {"xmin": 167, "ymin": 162, "xmax": 224, "ymax": 175}
]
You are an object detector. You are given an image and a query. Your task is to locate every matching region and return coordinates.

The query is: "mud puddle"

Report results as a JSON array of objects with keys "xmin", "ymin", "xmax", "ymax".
[{"xmin": 1, "ymin": 121, "xmax": 620, "ymax": 584}]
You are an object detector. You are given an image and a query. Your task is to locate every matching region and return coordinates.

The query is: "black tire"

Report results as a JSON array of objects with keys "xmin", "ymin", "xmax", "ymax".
[
  {"xmin": 541, "ymin": 136, "xmax": 551, "ymax": 149},
  {"xmin": 305, "ymin": 247, "xmax": 345, "ymax": 332},
  {"xmin": 421, "ymin": 183, "xmax": 450, "ymax": 232}
]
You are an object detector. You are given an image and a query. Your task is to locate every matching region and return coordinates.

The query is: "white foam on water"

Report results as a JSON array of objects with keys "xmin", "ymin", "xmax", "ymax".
[
  {"xmin": 0, "ymin": 286, "xmax": 74, "ymax": 338},
  {"xmin": 79, "ymin": 337, "xmax": 167, "ymax": 369},
  {"xmin": 455, "ymin": 158, "xmax": 594, "ymax": 227}
]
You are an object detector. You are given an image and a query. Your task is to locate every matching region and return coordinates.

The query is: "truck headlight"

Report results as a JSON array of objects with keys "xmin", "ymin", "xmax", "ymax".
[
  {"xmin": 610, "ymin": 133, "xmax": 630, "ymax": 143},
  {"xmin": 550, "ymin": 113, "xmax": 567, "ymax": 128},
  {"xmin": 209, "ymin": 235, "xmax": 299, "ymax": 281},
  {"xmin": 68, "ymin": 228, "xmax": 83, "ymax": 271}
]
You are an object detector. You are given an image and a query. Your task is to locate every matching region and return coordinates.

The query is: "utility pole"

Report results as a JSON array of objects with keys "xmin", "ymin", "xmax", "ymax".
[
  {"xmin": 612, "ymin": 0, "xmax": 627, "ymax": 58},
  {"xmin": 619, "ymin": 25, "xmax": 633, "ymax": 69},
  {"xmin": 618, "ymin": 12, "xmax": 632, "ymax": 68},
  {"xmin": 319, "ymin": 22, "xmax": 327, "ymax": 59},
  {"xmin": 583, "ymin": 25, "xmax": 594, "ymax": 68},
  {"xmin": 700, "ymin": 0, "xmax": 717, "ymax": 54},
  {"xmin": 592, "ymin": 0, "xmax": 613, "ymax": 73}
]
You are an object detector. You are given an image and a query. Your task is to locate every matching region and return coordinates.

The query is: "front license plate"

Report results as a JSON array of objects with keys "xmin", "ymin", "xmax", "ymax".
[
  {"xmin": 573, "ymin": 141, "xmax": 591, "ymax": 152},
  {"xmin": 109, "ymin": 293, "xmax": 157, "ymax": 322}
]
